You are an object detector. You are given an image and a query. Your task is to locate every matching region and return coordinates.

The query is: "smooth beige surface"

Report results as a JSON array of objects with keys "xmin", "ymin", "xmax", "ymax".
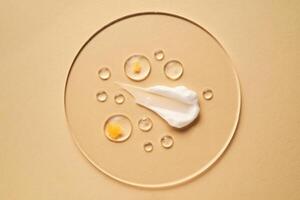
[{"xmin": 0, "ymin": 0, "xmax": 299, "ymax": 199}]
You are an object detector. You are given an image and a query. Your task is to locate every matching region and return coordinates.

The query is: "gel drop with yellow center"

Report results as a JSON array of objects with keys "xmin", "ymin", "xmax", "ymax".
[
  {"xmin": 104, "ymin": 114, "xmax": 132, "ymax": 142},
  {"xmin": 124, "ymin": 55, "xmax": 151, "ymax": 81}
]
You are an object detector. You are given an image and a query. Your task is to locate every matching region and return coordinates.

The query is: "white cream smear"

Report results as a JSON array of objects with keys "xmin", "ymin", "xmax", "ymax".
[{"xmin": 117, "ymin": 83, "xmax": 200, "ymax": 128}]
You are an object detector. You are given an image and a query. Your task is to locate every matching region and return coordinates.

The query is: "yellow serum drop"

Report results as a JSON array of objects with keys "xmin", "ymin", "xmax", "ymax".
[{"xmin": 104, "ymin": 114, "xmax": 132, "ymax": 142}]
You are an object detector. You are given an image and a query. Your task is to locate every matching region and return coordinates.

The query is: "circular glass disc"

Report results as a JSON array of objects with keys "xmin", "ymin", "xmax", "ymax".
[{"xmin": 64, "ymin": 13, "xmax": 241, "ymax": 188}]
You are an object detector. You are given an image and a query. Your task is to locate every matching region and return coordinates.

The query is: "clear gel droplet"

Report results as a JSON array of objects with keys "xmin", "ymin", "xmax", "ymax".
[
  {"xmin": 161, "ymin": 135, "xmax": 174, "ymax": 149},
  {"xmin": 98, "ymin": 67, "xmax": 111, "ymax": 80},
  {"xmin": 114, "ymin": 94, "xmax": 125, "ymax": 104},
  {"xmin": 144, "ymin": 142, "xmax": 153, "ymax": 152},
  {"xmin": 138, "ymin": 117, "xmax": 153, "ymax": 132},
  {"xmin": 164, "ymin": 60, "xmax": 183, "ymax": 80},
  {"xmin": 124, "ymin": 55, "xmax": 151, "ymax": 81},
  {"xmin": 154, "ymin": 50, "xmax": 164, "ymax": 61},
  {"xmin": 203, "ymin": 89, "xmax": 213, "ymax": 100},
  {"xmin": 96, "ymin": 91, "xmax": 107, "ymax": 102},
  {"xmin": 104, "ymin": 114, "xmax": 132, "ymax": 142}
]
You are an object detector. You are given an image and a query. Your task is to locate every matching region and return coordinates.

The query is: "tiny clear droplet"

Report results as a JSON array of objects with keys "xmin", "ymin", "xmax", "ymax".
[
  {"xmin": 203, "ymin": 89, "xmax": 213, "ymax": 100},
  {"xmin": 144, "ymin": 142, "xmax": 153, "ymax": 152},
  {"xmin": 96, "ymin": 91, "xmax": 107, "ymax": 102},
  {"xmin": 98, "ymin": 67, "xmax": 111, "ymax": 80},
  {"xmin": 161, "ymin": 135, "xmax": 174, "ymax": 149},
  {"xmin": 154, "ymin": 50, "xmax": 164, "ymax": 61},
  {"xmin": 164, "ymin": 60, "xmax": 183, "ymax": 80},
  {"xmin": 114, "ymin": 94, "xmax": 125, "ymax": 104},
  {"xmin": 138, "ymin": 117, "xmax": 153, "ymax": 132}
]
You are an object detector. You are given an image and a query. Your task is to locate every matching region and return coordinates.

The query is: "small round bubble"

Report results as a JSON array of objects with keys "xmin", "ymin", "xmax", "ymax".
[
  {"xmin": 138, "ymin": 117, "xmax": 153, "ymax": 132},
  {"xmin": 144, "ymin": 142, "xmax": 153, "ymax": 152},
  {"xmin": 96, "ymin": 91, "xmax": 108, "ymax": 102},
  {"xmin": 160, "ymin": 135, "xmax": 174, "ymax": 149},
  {"xmin": 98, "ymin": 67, "xmax": 111, "ymax": 80},
  {"xmin": 154, "ymin": 50, "xmax": 165, "ymax": 61},
  {"xmin": 203, "ymin": 89, "xmax": 214, "ymax": 100},
  {"xmin": 114, "ymin": 94, "xmax": 125, "ymax": 104},
  {"xmin": 164, "ymin": 60, "xmax": 183, "ymax": 80}
]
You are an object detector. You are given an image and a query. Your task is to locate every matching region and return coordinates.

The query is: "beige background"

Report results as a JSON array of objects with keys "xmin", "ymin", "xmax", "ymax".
[{"xmin": 0, "ymin": 0, "xmax": 299, "ymax": 199}]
